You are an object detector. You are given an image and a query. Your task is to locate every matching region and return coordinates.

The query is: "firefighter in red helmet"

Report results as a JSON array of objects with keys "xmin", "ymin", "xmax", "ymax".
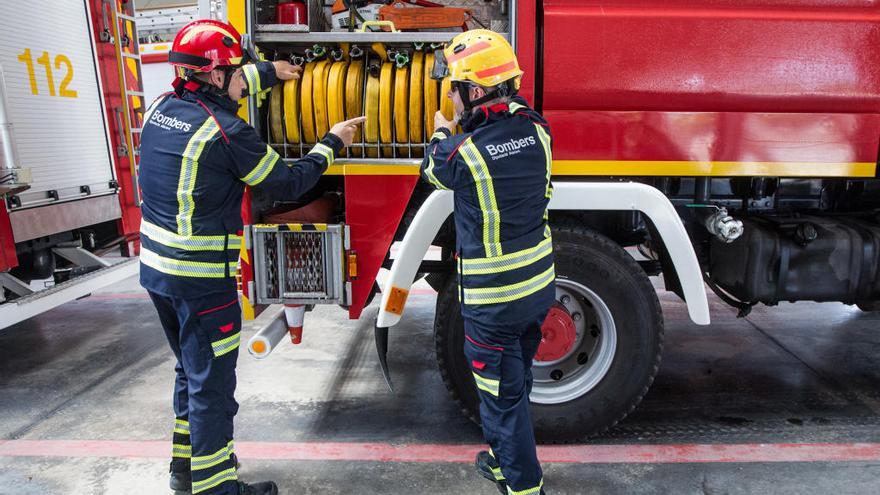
[{"xmin": 139, "ymin": 19, "xmax": 363, "ymax": 495}]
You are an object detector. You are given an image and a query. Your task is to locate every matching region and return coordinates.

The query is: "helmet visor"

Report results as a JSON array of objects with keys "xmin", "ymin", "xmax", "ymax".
[{"xmin": 430, "ymin": 49, "xmax": 449, "ymax": 80}]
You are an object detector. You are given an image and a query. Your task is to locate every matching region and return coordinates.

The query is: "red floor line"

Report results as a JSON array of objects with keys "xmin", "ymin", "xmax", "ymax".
[{"xmin": 1, "ymin": 440, "xmax": 880, "ymax": 464}]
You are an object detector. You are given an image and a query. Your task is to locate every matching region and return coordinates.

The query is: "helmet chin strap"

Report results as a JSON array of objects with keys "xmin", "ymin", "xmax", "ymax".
[
  {"xmin": 184, "ymin": 66, "xmax": 239, "ymax": 100},
  {"xmin": 453, "ymin": 80, "xmax": 516, "ymax": 114}
]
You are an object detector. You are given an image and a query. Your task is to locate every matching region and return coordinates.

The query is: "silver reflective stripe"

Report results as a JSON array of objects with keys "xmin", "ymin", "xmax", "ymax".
[
  {"xmin": 534, "ymin": 124, "xmax": 553, "ymax": 199},
  {"xmin": 140, "ymin": 247, "xmax": 237, "ymax": 278},
  {"xmin": 177, "ymin": 118, "xmax": 220, "ymax": 236},
  {"xmin": 192, "ymin": 445, "xmax": 231, "ymax": 471},
  {"xmin": 173, "ymin": 418, "xmax": 190, "ymax": 435},
  {"xmin": 141, "ymin": 220, "xmax": 241, "ymax": 252},
  {"xmin": 192, "ymin": 467, "xmax": 237, "ymax": 494},
  {"xmin": 423, "ymin": 155, "xmax": 450, "ymax": 190},
  {"xmin": 460, "ymin": 140, "xmax": 502, "ymax": 257},
  {"xmin": 472, "ymin": 371, "xmax": 500, "ymax": 396},
  {"xmin": 172, "ymin": 444, "xmax": 192, "ymax": 458},
  {"xmin": 212, "ymin": 332, "xmax": 241, "ymax": 357},
  {"xmin": 241, "ymin": 64, "xmax": 262, "ymax": 94},
  {"xmin": 461, "ymin": 236, "xmax": 552, "ymax": 275},
  {"xmin": 308, "ymin": 142, "xmax": 335, "ymax": 166},
  {"xmin": 463, "ymin": 265, "xmax": 555, "ymax": 305},
  {"xmin": 241, "ymin": 145, "xmax": 281, "ymax": 185}
]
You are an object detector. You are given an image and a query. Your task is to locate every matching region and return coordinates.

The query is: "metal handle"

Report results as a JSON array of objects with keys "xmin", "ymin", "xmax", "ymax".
[{"xmin": 358, "ymin": 20, "xmax": 399, "ymax": 33}]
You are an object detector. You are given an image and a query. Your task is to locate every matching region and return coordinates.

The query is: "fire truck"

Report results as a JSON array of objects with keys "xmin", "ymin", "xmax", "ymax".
[
  {"xmin": 236, "ymin": 0, "xmax": 880, "ymax": 442},
  {"xmin": 0, "ymin": 0, "xmax": 143, "ymax": 329}
]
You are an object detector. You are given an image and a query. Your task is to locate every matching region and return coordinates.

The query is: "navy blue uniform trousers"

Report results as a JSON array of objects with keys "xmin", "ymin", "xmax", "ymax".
[
  {"xmin": 464, "ymin": 311, "xmax": 548, "ymax": 494},
  {"xmin": 149, "ymin": 290, "xmax": 241, "ymax": 495}
]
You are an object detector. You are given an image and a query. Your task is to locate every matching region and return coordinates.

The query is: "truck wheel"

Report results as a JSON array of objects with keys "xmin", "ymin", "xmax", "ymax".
[
  {"xmin": 434, "ymin": 226, "xmax": 664, "ymax": 442},
  {"xmin": 857, "ymin": 301, "xmax": 879, "ymax": 312}
]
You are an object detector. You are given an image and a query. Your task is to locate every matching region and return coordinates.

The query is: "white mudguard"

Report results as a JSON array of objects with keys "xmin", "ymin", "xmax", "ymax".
[{"xmin": 376, "ymin": 182, "xmax": 711, "ymax": 328}]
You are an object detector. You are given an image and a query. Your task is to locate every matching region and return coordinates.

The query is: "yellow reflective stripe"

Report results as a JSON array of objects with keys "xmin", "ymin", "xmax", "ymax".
[
  {"xmin": 192, "ymin": 444, "xmax": 232, "ymax": 471},
  {"xmin": 460, "ymin": 140, "xmax": 501, "ymax": 257},
  {"xmin": 141, "ymin": 220, "xmax": 241, "ymax": 252},
  {"xmin": 172, "ymin": 444, "xmax": 192, "ymax": 458},
  {"xmin": 472, "ymin": 371, "xmax": 500, "ymax": 397},
  {"xmin": 492, "ymin": 466, "xmax": 505, "ymax": 481},
  {"xmin": 535, "ymin": 124, "xmax": 553, "ymax": 199},
  {"xmin": 140, "ymin": 247, "xmax": 237, "ymax": 278},
  {"xmin": 241, "ymin": 64, "xmax": 261, "ymax": 93},
  {"xmin": 461, "ymin": 236, "xmax": 553, "ymax": 275},
  {"xmin": 192, "ymin": 467, "xmax": 237, "ymax": 494},
  {"xmin": 308, "ymin": 142, "xmax": 335, "ymax": 167},
  {"xmin": 423, "ymin": 155, "xmax": 450, "ymax": 190},
  {"xmin": 463, "ymin": 265, "xmax": 555, "ymax": 305},
  {"xmin": 227, "ymin": 439, "xmax": 235, "ymax": 456},
  {"xmin": 177, "ymin": 118, "xmax": 220, "ymax": 236},
  {"xmin": 174, "ymin": 418, "xmax": 190, "ymax": 435},
  {"xmin": 431, "ymin": 131, "xmax": 448, "ymax": 141},
  {"xmin": 241, "ymin": 145, "xmax": 281, "ymax": 185},
  {"xmin": 508, "ymin": 101, "xmax": 526, "ymax": 114},
  {"xmin": 212, "ymin": 332, "xmax": 241, "ymax": 357},
  {"xmin": 507, "ymin": 479, "xmax": 544, "ymax": 495}
]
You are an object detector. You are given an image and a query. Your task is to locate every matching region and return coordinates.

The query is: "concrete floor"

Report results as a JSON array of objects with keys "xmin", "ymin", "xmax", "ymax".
[{"xmin": 2, "ymin": 274, "xmax": 880, "ymax": 494}]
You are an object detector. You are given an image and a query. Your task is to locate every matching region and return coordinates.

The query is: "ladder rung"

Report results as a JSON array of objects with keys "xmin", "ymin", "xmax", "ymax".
[
  {"xmin": 131, "ymin": 128, "xmax": 142, "ymax": 133},
  {"xmin": 126, "ymin": 91, "xmax": 145, "ymax": 97},
  {"xmin": 117, "ymin": 13, "xmax": 136, "ymax": 22},
  {"xmin": 122, "ymin": 52, "xmax": 141, "ymax": 60}
]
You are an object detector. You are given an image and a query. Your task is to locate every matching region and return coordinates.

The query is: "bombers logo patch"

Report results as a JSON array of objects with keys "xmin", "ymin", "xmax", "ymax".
[
  {"xmin": 484, "ymin": 136, "xmax": 536, "ymax": 160},
  {"xmin": 148, "ymin": 110, "xmax": 193, "ymax": 132}
]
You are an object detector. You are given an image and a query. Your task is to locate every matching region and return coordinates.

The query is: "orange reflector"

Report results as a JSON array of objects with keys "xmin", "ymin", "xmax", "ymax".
[
  {"xmin": 385, "ymin": 286, "xmax": 409, "ymax": 315},
  {"xmin": 348, "ymin": 253, "xmax": 358, "ymax": 279},
  {"xmin": 251, "ymin": 340, "xmax": 267, "ymax": 354}
]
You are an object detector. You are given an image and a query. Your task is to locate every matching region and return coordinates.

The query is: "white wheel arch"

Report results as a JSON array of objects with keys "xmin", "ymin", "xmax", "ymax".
[{"xmin": 376, "ymin": 182, "xmax": 711, "ymax": 328}]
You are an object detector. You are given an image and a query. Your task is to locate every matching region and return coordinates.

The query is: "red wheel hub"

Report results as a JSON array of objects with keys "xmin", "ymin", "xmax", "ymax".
[{"xmin": 535, "ymin": 304, "xmax": 577, "ymax": 362}]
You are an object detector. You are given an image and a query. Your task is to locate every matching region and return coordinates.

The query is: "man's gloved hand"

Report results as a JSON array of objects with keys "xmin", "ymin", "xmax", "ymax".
[
  {"xmin": 434, "ymin": 110, "xmax": 458, "ymax": 133},
  {"xmin": 273, "ymin": 61, "xmax": 303, "ymax": 81},
  {"xmin": 329, "ymin": 117, "xmax": 367, "ymax": 147}
]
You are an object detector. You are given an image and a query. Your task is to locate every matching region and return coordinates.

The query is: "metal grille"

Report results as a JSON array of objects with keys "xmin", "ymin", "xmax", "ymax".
[
  {"xmin": 252, "ymin": 224, "xmax": 349, "ymax": 305},
  {"xmin": 283, "ymin": 232, "xmax": 326, "ymax": 295},
  {"xmin": 263, "ymin": 232, "xmax": 280, "ymax": 299}
]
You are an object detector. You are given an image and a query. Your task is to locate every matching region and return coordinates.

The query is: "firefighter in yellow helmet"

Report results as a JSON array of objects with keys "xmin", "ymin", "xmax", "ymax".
[{"xmin": 426, "ymin": 29, "xmax": 554, "ymax": 495}]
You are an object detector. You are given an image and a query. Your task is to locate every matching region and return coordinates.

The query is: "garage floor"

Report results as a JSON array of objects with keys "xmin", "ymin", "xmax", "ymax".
[{"xmin": 2, "ymin": 275, "xmax": 880, "ymax": 494}]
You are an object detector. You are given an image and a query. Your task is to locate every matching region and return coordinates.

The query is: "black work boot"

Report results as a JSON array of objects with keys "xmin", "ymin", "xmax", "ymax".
[
  {"xmin": 475, "ymin": 451, "xmax": 507, "ymax": 495},
  {"xmin": 169, "ymin": 459, "xmax": 191, "ymax": 493},
  {"xmin": 237, "ymin": 480, "xmax": 278, "ymax": 495},
  {"xmin": 170, "ymin": 454, "xmax": 240, "ymax": 494}
]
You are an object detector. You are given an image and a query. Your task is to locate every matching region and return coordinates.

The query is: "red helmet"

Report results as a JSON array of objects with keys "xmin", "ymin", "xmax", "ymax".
[{"xmin": 169, "ymin": 19, "xmax": 255, "ymax": 72}]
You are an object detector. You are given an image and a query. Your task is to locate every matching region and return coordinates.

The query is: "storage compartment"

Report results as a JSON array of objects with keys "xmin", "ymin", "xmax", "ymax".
[
  {"xmin": 250, "ymin": 0, "xmax": 513, "ymax": 161},
  {"xmin": 709, "ymin": 215, "xmax": 880, "ymax": 304},
  {"xmin": 251, "ymin": 223, "xmax": 350, "ymax": 305}
]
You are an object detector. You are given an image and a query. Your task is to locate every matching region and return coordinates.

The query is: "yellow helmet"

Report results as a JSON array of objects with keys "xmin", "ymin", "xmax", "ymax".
[{"xmin": 435, "ymin": 29, "xmax": 522, "ymax": 89}]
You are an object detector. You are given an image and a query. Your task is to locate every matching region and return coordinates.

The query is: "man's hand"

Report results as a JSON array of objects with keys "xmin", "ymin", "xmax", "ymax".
[
  {"xmin": 273, "ymin": 61, "xmax": 303, "ymax": 81},
  {"xmin": 434, "ymin": 111, "xmax": 457, "ymax": 133},
  {"xmin": 329, "ymin": 117, "xmax": 367, "ymax": 147}
]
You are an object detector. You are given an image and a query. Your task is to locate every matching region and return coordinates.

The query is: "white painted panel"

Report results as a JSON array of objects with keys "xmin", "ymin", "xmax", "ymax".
[{"xmin": 0, "ymin": 0, "xmax": 115, "ymax": 207}]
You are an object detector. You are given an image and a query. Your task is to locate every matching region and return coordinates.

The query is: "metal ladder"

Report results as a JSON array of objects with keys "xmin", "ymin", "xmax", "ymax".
[{"xmin": 101, "ymin": 0, "xmax": 145, "ymax": 204}]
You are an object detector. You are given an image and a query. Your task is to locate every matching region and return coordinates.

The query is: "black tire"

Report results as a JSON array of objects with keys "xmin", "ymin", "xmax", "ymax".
[
  {"xmin": 857, "ymin": 301, "xmax": 879, "ymax": 312},
  {"xmin": 434, "ymin": 225, "xmax": 664, "ymax": 442}
]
